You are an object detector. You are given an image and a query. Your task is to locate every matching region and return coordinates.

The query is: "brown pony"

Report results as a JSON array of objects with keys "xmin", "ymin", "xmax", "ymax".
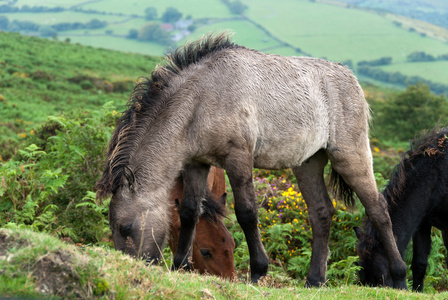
[{"xmin": 168, "ymin": 167, "xmax": 236, "ymax": 279}]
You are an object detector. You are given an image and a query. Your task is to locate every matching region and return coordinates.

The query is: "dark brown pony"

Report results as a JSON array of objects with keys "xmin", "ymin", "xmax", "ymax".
[
  {"xmin": 355, "ymin": 127, "xmax": 448, "ymax": 291},
  {"xmin": 97, "ymin": 33, "xmax": 406, "ymax": 288},
  {"xmin": 168, "ymin": 167, "xmax": 236, "ymax": 279}
]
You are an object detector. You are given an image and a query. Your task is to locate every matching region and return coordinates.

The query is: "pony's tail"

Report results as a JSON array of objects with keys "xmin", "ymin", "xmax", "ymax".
[{"xmin": 329, "ymin": 167, "xmax": 356, "ymax": 207}]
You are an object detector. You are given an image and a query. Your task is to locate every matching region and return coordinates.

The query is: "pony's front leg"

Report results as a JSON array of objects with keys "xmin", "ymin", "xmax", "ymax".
[
  {"xmin": 411, "ymin": 224, "xmax": 432, "ymax": 292},
  {"xmin": 172, "ymin": 162, "xmax": 210, "ymax": 271},
  {"xmin": 293, "ymin": 150, "xmax": 334, "ymax": 287},
  {"xmin": 225, "ymin": 150, "xmax": 269, "ymax": 283}
]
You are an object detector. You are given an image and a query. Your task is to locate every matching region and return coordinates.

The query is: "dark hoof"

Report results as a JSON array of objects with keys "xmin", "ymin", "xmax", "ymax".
[
  {"xmin": 251, "ymin": 273, "xmax": 264, "ymax": 283},
  {"xmin": 250, "ymin": 259, "xmax": 269, "ymax": 283},
  {"xmin": 393, "ymin": 279, "xmax": 408, "ymax": 290},
  {"xmin": 172, "ymin": 260, "xmax": 192, "ymax": 272},
  {"xmin": 305, "ymin": 278, "xmax": 325, "ymax": 288}
]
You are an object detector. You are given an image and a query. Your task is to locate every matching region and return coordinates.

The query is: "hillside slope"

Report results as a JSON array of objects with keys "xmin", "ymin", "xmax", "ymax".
[
  {"xmin": 1, "ymin": 0, "xmax": 448, "ymax": 90},
  {"xmin": 0, "ymin": 31, "xmax": 159, "ymax": 160}
]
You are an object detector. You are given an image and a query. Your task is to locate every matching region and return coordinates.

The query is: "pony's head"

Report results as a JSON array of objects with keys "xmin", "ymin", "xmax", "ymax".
[
  {"xmin": 190, "ymin": 193, "xmax": 236, "ymax": 278},
  {"xmin": 106, "ymin": 166, "xmax": 170, "ymax": 264},
  {"xmin": 354, "ymin": 226, "xmax": 393, "ymax": 287},
  {"xmin": 168, "ymin": 170, "xmax": 236, "ymax": 279}
]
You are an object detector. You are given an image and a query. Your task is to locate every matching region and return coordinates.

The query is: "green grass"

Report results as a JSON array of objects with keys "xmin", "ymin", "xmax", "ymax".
[{"xmin": 1, "ymin": 227, "xmax": 447, "ymax": 299}]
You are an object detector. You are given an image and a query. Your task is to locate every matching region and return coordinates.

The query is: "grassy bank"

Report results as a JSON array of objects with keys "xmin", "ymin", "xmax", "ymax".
[{"xmin": 1, "ymin": 228, "xmax": 446, "ymax": 299}]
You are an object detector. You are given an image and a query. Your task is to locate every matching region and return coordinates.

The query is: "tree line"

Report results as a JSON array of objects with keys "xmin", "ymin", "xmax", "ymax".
[
  {"xmin": 0, "ymin": 16, "xmax": 107, "ymax": 37},
  {"xmin": 355, "ymin": 53, "xmax": 448, "ymax": 96}
]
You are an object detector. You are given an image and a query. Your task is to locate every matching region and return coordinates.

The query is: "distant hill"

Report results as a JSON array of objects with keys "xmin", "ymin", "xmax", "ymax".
[
  {"xmin": 335, "ymin": 0, "xmax": 448, "ymax": 29},
  {"xmin": 1, "ymin": 0, "xmax": 448, "ymax": 93}
]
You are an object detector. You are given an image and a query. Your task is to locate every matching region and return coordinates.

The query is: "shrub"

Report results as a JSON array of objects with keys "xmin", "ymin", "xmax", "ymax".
[{"xmin": 0, "ymin": 104, "xmax": 118, "ymax": 244}]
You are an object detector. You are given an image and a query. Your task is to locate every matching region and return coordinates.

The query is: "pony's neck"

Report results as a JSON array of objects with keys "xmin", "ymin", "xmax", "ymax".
[
  {"xmin": 128, "ymin": 92, "xmax": 195, "ymax": 208},
  {"xmin": 380, "ymin": 189, "xmax": 423, "ymax": 254}
]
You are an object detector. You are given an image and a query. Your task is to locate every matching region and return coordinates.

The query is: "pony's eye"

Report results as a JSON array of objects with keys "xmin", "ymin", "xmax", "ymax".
[
  {"xmin": 200, "ymin": 249, "xmax": 212, "ymax": 258},
  {"xmin": 119, "ymin": 223, "xmax": 133, "ymax": 237}
]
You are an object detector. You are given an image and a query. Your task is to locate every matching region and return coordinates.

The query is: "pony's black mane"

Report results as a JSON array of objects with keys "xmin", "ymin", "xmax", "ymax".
[
  {"xmin": 383, "ymin": 126, "xmax": 448, "ymax": 207},
  {"xmin": 358, "ymin": 126, "xmax": 448, "ymax": 256},
  {"xmin": 201, "ymin": 191, "xmax": 228, "ymax": 222},
  {"xmin": 96, "ymin": 33, "xmax": 239, "ymax": 199}
]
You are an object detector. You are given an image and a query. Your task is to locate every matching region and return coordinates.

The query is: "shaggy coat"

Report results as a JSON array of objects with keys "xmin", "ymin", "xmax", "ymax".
[
  {"xmin": 97, "ymin": 33, "xmax": 406, "ymax": 288},
  {"xmin": 356, "ymin": 127, "xmax": 448, "ymax": 291}
]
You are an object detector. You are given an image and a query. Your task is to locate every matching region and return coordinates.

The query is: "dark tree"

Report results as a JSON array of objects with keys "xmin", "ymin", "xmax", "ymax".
[
  {"xmin": 162, "ymin": 7, "xmax": 182, "ymax": 23},
  {"xmin": 229, "ymin": 0, "xmax": 247, "ymax": 14},
  {"xmin": 86, "ymin": 19, "xmax": 107, "ymax": 29},
  {"xmin": 138, "ymin": 22, "xmax": 171, "ymax": 44},
  {"xmin": 407, "ymin": 51, "xmax": 436, "ymax": 62},
  {"xmin": 145, "ymin": 7, "xmax": 157, "ymax": 20},
  {"xmin": 39, "ymin": 25, "xmax": 57, "ymax": 37},
  {"xmin": 0, "ymin": 15, "xmax": 8, "ymax": 29},
  {"xmin": 128, "ymin": 29, "xmax": 138, "ymax": 39}
]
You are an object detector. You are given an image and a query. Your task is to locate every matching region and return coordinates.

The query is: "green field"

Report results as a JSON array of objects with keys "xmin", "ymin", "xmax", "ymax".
[
  {"xmin": 2, "ymin": 0, "xmax": 448, "ymax": 87},
  {"xmin": 243, "ymin": 0, "xmax": 448, "ymax": 63}
]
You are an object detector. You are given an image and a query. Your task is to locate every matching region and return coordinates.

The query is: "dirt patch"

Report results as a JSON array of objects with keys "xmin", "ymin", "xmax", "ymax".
[
  {"xmin": 33, "ymin": 250, "xmax": 90, "ymax": 299},
  {"xmin": 0, "ymin": 230, "xmax": 99, "ymax": 298},
  {"xmin": 0, "ymin": 231, "xmax": 30, "ymax": 257}
]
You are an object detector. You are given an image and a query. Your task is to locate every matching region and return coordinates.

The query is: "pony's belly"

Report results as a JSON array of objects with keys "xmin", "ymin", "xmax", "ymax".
[{"xmin": 252, "ymin": 137, "xmax": 326, "ymax": 170}]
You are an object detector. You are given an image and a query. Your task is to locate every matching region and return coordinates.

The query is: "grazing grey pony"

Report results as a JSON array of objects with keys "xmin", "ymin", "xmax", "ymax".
[{"xmin": 96, "ymin": 33, "xmax": 407, "ymax": 288}]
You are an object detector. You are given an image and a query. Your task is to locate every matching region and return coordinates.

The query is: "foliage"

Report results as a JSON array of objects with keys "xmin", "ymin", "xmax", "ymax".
[
  {"xmin": 0, "ymin": 105, "xmax": 118, "ymax": 244},
  {"xmin": 224, "ymin": 0, "xmax": 248, "ymax": 15},
  {"xmin": 161, "ymin": 7, "xmax": 182, "ymax": 23},
  {"xmin": 358, "ymin": 66, "xmax": 448, "ymax": 95},
  {"xmin": 249, "ymin": 174, "xmax": 364, "ymax": 285},
  {"xmin": 358, "ymin": 57, "xmax": 392, "ymax": 67},
  {"xmin": 0, "ymin": 15, "xmax": 8, "ymax": 29},
  {"xmin": 138, "ymin": 22, "xmax": 171, "ymax": 44},
  {"xmin": 38, "ymin": 25, "xmax": 57, "ymax": 37},
  {"xmin": 145, "ymin": 6, "xmax": 158, "ymax": 21},
  {"xmin": 127, "ymin": 28, "xmax": 138, "ymax": 39},
  {"xmin": 370, "ymin": 84, "xmax": 448, "ymax": 142},
  {"xmin": 407, "ymin": 51, "xmax": 436, "ymax": 62}
]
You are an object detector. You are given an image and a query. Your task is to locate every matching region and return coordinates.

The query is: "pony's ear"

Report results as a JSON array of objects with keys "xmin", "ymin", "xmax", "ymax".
[
  {"xmin": 123, "ymin": 166, "xmax": 135, "ymax": 191},
  {"xmin": 218, "ymin": 193, "xmax": 227, "ymax": 207},
  {"xmin": 353, "ymin": 226, "xmax": 364, "ymax": 240}
]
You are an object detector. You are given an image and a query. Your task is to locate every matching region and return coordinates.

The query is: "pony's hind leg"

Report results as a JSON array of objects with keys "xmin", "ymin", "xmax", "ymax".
[
  {"xmin": 327, "ymin": 146, "xmax": 408, "ymax": 289},
  {"xmin": 172, "ymin": 162, "xmax": 210, "ymax": 271},
  {"xmin": 411, "ymin": 224, "xmax": 432, "ymax": 292},
  {"xmin": 224, "ymin": 149, "xmax": 269, "ymax": 283},
  {"xmin": 292, "ymin": 150, "xmax": 334, "ymax": 287}
]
